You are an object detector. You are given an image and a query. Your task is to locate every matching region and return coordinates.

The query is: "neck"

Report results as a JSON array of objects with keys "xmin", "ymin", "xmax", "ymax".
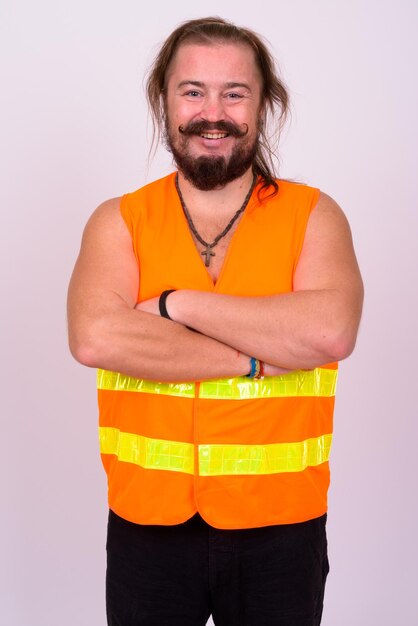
[{"xmin": 176, "ymin": 167, "xmax": 256, "ymax": 215}]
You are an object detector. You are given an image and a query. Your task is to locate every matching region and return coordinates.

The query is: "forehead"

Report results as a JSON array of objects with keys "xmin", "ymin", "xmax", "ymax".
[{"xmin": 166, "ymin": 42, "xmax": 262, "ymax": 88}]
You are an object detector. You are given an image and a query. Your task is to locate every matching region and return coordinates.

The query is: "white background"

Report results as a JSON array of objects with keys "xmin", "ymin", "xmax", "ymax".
[{"xmin": 2, "ymin": 1, "xmax": 417, "ymax": 624}]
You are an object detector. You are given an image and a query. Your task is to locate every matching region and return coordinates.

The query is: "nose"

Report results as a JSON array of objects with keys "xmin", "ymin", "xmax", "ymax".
[{"xmin": 200, "ymin": 94, "xmax": 225, "ymax": 122}]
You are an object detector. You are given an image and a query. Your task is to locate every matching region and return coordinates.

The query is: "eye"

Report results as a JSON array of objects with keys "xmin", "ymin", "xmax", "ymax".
[
  {"xmin": 225, "ymin": 92, "xmax": 244, "ymax": 100},
  {"xmin": 184, "ymin": 90, "xmax": 202, "ymax": 97}
]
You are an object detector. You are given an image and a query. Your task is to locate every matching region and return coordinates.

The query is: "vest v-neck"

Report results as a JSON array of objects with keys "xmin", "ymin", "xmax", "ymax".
[{"xmin": 172, "ymin": 173, "xmax": 259, "ymax": 291}]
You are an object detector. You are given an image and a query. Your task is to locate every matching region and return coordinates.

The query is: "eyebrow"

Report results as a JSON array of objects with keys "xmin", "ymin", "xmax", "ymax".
[{"xmin": 177, "ymin": 80, "xmax": 252, "ymax": 91}]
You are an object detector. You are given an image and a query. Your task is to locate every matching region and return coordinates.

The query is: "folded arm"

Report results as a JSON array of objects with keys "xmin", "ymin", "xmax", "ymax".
[
  {"xmin": 153, "ymin": 192, "xmax": 364, "ymax": 370},
  {"xmin": 67, "ymin": 199, "xmax": 286, "ymax": 381}
]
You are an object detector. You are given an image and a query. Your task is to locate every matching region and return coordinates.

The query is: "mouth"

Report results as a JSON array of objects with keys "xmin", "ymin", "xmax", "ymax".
[{"xmin": 200, "ymin": 132, "xmax": 229, "ymax": 140}]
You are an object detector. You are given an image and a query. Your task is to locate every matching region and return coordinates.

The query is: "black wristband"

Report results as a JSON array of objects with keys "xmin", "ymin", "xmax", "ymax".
[{"xmin": 159, "ymin": 289, "xmax": 176, "ymax": 320}]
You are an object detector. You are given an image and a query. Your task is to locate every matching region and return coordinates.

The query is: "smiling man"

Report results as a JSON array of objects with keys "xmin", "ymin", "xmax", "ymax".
[
  {"xmin": 164, "ymin": 42, "xmax": 261, "ymax": 192},
  {"xmin": 67, "ymin": 17, "xmax": 363, "ymax": 626}
]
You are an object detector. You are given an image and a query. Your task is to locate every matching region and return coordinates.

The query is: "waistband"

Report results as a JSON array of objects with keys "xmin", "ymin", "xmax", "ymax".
[{"xmin": 108, "ymin": 509, "xmax": 327, "ymax": 553}]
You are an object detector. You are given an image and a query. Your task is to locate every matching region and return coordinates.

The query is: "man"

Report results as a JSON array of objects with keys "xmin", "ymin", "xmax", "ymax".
[{"xmin": 67, "ymin": 16, "xmax": 363, "ymax": 626}]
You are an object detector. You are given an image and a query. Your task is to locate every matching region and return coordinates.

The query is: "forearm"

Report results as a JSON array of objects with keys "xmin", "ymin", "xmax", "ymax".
[
  {"xmin": 167, "ymin": 289, "xmax": 362, "ymax": 370},
  {"xmin": 68, "ymin": 303, "xmax": 253, "ymax": 382},
  {"xmin": 66, "ymin": 201, "xmax": 255, "ymax": 382}
]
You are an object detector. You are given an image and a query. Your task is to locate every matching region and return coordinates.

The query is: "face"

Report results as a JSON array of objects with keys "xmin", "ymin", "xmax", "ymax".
[{"xmin": 164, "ymin": 42, "xmax": 264, "ymax": 190}]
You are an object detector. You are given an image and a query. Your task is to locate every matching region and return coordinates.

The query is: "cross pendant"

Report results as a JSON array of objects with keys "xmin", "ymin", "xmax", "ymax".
[{"xmin": 201, "ymin": 246, "xmax": 215, "ymax": 267}]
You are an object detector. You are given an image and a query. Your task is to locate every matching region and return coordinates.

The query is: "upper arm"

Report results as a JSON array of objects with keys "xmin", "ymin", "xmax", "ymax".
[
  {"xmin": 294, "ymin": 192, "xmax": 364, "ymax": 335},
  {"xmin": 67, "ymin": 197, "xmax": 139, "ymax": 351},
  {"xmin": 295, "ymin": 192, "xmax": 363, "ymax": 292}
]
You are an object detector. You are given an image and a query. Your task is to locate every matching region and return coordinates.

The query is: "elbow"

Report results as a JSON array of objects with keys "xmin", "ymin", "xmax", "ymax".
[
  {"xmin": 326, "ymin": 337, "xmax": 356, "ymax": 363},
  {"xmin": 68, "ymin": 327, "xmax": 104, "ymax": 368},
  {"xmin": 69, "ymin": 342, "xmax": 99, "ymax": 368},
  {"xmin": 322, "ymin": 326, "xmax": 359, "ymax": 363},
  {"xmin": 318, "ymin": 299, "xmax": 363, "ymax": 363}
]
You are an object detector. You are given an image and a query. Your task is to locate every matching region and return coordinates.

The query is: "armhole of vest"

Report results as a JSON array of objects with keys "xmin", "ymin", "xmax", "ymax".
[
  {"xmin": 119, "ymin": 193, "xmax": 133, "ymax": 237},
  {"xmin": 292, "ymin": 187, "xmax": 321, "ymax": 273}
]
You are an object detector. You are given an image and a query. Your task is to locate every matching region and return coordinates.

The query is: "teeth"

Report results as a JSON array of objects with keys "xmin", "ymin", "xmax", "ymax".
[{"xmin": 201, "ymin": 132, "xmax": 228, "ymax": 139}]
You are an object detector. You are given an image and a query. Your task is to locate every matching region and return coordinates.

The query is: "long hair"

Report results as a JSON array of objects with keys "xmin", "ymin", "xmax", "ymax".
[{"xmin": 146, "ymin": 17, "xmax": 289, "ymax": 197}]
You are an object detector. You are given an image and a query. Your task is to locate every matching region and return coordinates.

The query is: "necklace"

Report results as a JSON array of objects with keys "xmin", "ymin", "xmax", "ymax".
[{"xmin": 175, "ymin": 173, "xmax": 257, "ymax": 267}]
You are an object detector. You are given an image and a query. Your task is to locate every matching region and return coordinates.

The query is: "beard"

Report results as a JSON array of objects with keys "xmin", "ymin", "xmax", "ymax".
[{"xmin": 164, "ymin": 119, "xmax": 259, "ymax": 191}]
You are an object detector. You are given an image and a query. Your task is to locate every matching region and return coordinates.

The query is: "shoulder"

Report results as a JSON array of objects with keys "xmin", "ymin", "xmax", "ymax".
[
  {"xmin": 92, "ymin": 196, "xmax": 121, "ymax": 215},
  {"xmin": 300, "ymin": 190, "xmax": 355, "ymax": 257},
  {"xmin": 315, "ymin": 191, "xmax": 344, "ymax": 213},
  {"xmin": 309, "ymin": 191, "xmax": 352, "ymax": 234},
  {"xmin": 90, "ymin": 173, "xmax": 176, "ymax": 218},
  {"xmin": 274, "ymin": 182, "xmax": 351, "ymax": 231},
  {"xmin": 81, "ymin": 197, "xmax": 134, "ymax": 248},
  {"xmin": 267, "ymin": 179, "xmax": 320, "ymax": 212},
  {"xmin": 83, "ymin": 172, "xmax": 177, "ymax": 236},
  {"xmin": 85, "ymin": 197, "xmax": 123, "ymax": 232}
]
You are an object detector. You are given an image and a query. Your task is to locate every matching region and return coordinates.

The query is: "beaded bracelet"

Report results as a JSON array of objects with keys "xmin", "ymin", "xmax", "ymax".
[
  {"xmin": 246, "ymin": 357, "xmax": 265, "ymax": 379},
  {"xmin": 246, "ymin": 357, "xmax": 259, "ymax": 378}
]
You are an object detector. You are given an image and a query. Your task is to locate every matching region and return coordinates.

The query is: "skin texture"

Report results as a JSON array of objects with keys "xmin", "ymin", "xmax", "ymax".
[{"xmin": 67, "ymin": 42, "xmax": 363, "ymax": 381}]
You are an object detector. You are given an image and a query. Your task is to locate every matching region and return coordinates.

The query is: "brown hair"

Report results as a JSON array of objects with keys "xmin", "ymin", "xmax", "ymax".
[{"xmin": 146, "ymin": 17, "xmax": 290, "ymax": 197}]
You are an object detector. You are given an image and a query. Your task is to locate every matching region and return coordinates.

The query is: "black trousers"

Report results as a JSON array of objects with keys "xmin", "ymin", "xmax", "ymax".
[{"xmin": 106, "ymin": 509, "xmax": 329, "ymax": 626}]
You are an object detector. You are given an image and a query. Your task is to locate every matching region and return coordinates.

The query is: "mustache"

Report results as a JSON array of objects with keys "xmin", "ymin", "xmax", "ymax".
[{"xmin": 178, "ymin": 120, "xmax": 249, "ymax": 138}]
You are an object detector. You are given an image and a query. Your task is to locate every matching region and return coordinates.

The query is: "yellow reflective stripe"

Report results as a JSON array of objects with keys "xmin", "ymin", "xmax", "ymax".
[
  {"xmin": 199, "ymin": 369, "xmax": 337, "ymax": 399},
  {"xmin": 99, "ymin": 427, "xmax": 195, "ymax": 474},
  {"xmin": 199, "ymin": 434, "xmax": 332, "ymax": 476},
  {"xmin": 97, "ymin": 370, "xmax": 195, "ymax": 398},
  {"xmin": 99, "ymin": 428, "xmax": 331, "ymax": 476},
  {"xmin": 97, "ymin": 368, "xmax": 337, "ymax": 399}
]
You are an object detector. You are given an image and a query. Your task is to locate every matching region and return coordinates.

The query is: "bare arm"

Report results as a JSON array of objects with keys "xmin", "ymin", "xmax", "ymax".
[
  {"xmin": 156, "ymin": 193, "xmax": 364, "ymax": 370},
  {"xmin": 67, "ymin": 199, "xmax": 285, "ymax": 381}
]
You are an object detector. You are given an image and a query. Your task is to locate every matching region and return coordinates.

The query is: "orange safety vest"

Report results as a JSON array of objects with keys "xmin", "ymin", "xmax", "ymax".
[{"xmin": 98, "ymin": 173, "xmax": 337, "ymax": 529}]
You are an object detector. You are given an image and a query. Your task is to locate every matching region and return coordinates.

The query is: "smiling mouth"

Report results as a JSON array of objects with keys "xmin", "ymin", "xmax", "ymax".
[{"xmin": 200, "ymin": 132, "xmax": 229, "ymax": 139}]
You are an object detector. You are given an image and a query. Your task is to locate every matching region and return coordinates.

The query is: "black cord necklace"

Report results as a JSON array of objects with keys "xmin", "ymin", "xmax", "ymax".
[{"xmin": 175, "ymin": 173, "xmax": 257, "ymax": 267}]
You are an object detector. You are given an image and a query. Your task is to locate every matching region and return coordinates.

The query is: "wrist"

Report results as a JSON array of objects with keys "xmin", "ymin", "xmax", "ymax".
[
  {"xmin": 165, "ymin": 289, "xmax": 193, "ymax": 326},
  {"xmin": 235, "ymin": 351, "xmax": 260, "ymax": 378},
  {"xmin": 159, "ymin": 289, "xmax": 176, "ymax": 320},
  {"xmin": 245, "ymin": 357, "xmax": 265, "ymax": 379}
]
